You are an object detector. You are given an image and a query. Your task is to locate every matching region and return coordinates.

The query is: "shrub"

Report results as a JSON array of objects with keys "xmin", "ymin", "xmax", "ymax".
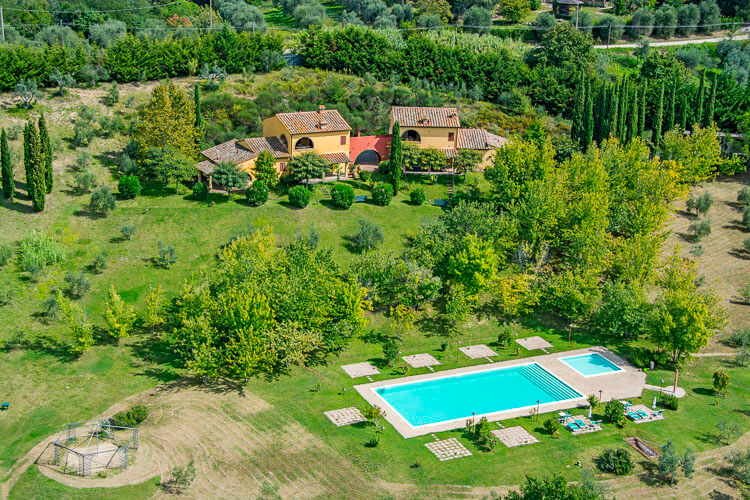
[
  {"xmin": 738, "ymin": 187, "xmax": 750, "ymax": 205},
  {"xmin": 598, "ymin": 448, "xmax": 634, "ymax": 475},
  {"xmin": 121, "ymin": 224, "xmax": 136, "ymax": 240},
  {"xmin": 372, "ymin": 183, "xmax": 393, "ymax": 206},
  {"xmin": 288, "ymin": 185, "xmax": 311, "ymax": 208},
  {"xmin": 331, "ymin": 183, "xmax": 355, "ymax": 209},
  {"xmin": 352, "ymin": 219, "xmax": 384, "ymax": 253},
  {"xmin": 118, "ymin": 175, "xmax": 141, "ymax": 199},
  {"xmin": 17, "ymin": 232, "xmax": 66, "ymax": 274},
  {"xmin": 112, "ymin": 404, "xmax": 148, "ymax": 427},
  {"xmin": 409, "ymin": 188, "xmax": 426, "ymax": 205},
  {"xmin": 604, "ymin": 400, "xmax": 625, "ymax": 426},
  {"xmin": 157, "ymin": 241, "xmax": 177, "ymax": 268},
  {"xmin": 73, "ymin": 171, "xmax": 97, "ymax": 194},
  {"xmin": 661, "ymin": 393, "xmax": 679, "ymax": 410},
  {"xmin": 0, "ymin": 245, "xmax": 13, "ymax": 267},
  {"xmin": 358, "ymin": 170, "xmax": 372, "ymax": 183},
  {"xmin": 543, "ymin": 417, "xmax": 560, "ymax": 437},
  {"xmin": 64, "ymin": 272, "xmax": 91, "ymax": 299},
  {"xmin": 688, "ymin": 218, "xmax": 711, "ymax": 241},
  {"xmin": 89, "ymin": 185, "xmax": 116, "ymax": 217},
  {"xmin": 92, "ymin": 251, "xmax": 107, "ymax": 274},
  {"xmin": 74, "ymin": 151, "xmax": 93, "ymax": 171},
  {"xmin": 192, "ymin": 181, "xmax": 208, "ymax": 200},
  {"xmin": 743, "ymin": 206, "xmax": 750, "ymax": 230},
  {"xmin": 245, "ymin": 180, "xmax": 269, "ymax": 207}
]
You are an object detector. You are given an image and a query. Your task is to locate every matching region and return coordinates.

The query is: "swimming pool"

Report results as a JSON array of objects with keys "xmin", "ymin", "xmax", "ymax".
[
  {"xmin": 560, "ymin": 353, "xmax": 623, "ymax": 377},
  {"xmin": 375, "ymin": 363, "xmax": 582, "ymax": 427}
]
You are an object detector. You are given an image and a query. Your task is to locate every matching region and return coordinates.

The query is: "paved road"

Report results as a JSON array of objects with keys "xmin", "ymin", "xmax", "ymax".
[{"xmin": 595, "ymin": 33, "xmax": 749, "ymax": 49}]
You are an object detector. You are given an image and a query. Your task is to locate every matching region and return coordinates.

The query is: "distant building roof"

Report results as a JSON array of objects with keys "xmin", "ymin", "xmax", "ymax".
[
  {"xmin": 321, "ymin": 151, "xmax": 350, "ymax": 164},
  {"xmin": 275, "ymin": 106, "xmax": 351, "ymax": 135},
  {"xmin": 557, "ymin": 0, "xmax": 583, "ymax": 5},
  {"xmin": 440, "ymin": 148, "xmax": 458, "ymax": 158},
  {"xmin": 457, "ymin": 128, "xmax": 508, "ymax": 150},
  {"xmin": 196, "ymin": 160, "xmax": 216, "ymax": 176},
  {"xmin": 392, "ymin": 106, "xmax": 461, "ymax": 128}
]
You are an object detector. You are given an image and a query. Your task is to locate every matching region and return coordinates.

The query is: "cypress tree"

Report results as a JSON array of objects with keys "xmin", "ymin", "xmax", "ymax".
[
  {"xmin": 627, "ymin": 86, "xmax": 638, "ymax": 143},
  {"xmin": 706, "ymin": 72, "xmax": 716, "ymax": 126},
  {"xmin": 679, "ymin": 94, "xmax": 688, "ymax": 130},
  {"xmin": 652, "ymin": 81, "xmax": 665, "ymax": 148},
  {"xmin": 194, "ymin": 84, "xmax": 203, "ymax": 132},
  {"xmin": 594, "ymin": 85, "xmax": 606, "ymax": 143},
  {"xmin": 388, "ymin": 121, "xmax": 403, "ymax": 191},
  {"xmin": 611, "ymin": 82, "xmax": 620, "ymax": 139},
  {"xmin": 666, "ymin": 77, "xmax": 677, "ymax": 131},
  {"xmin": 23, "ymin": 123, "xmax": 34, "ymax": 203},
  {"xmin": 638, "ymin": 81, "xmax": 647, "ymax": 139},
  {"xmin": 27, "ymin": 122, "xmax": 46, "ymax": 211},
  {"xmin": 38, "ymin": 113, "xmax": 53, "ymax": 193},
  {"xmin": 1, "ymin": 129, "xmax": 13, "ymax": 200},
  {"xmin": 571, "ymin": 74, "xmax": 585, "ymax": 146},
  {"xmin": 696, "ymin": 69, "xmax": 705, "ymax": 129},
  {"xmin": 584, "ymin": 78, "xmax": 594, "ymax": 150},
  {"xmin": 618, "ymin": 78, "xmax": 629, "ymax": 141}
]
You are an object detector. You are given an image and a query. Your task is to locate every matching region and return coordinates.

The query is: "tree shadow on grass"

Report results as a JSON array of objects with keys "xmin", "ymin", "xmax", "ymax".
[
  {"xmin": 727, "ymin": 249, "xmax": 750, "ymax": 261},
  {"xmin": 0, "ymin": 334, "xmax": 77, "ymax": 363},
  {"xmin": 692, "ymin": 387, "xmax": 714, "ymax": 396}
]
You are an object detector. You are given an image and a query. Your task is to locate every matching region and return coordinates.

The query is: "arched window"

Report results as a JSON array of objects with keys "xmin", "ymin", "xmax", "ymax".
[
  {"xmin": 295, "ymin": 137, "xmax": 314, "ymax": 150},
  {"xmin": 279, "ymin": 134, "xmax": 288, "ymax": 149},
  {"xmin": 401, "ymin": 129, "xmax": 421, "ymax": 142}
]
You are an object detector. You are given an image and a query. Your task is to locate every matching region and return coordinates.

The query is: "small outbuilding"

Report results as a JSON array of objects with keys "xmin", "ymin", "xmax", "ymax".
[{"xmin": 554, "ymin": 0, "xmax": 584, "ymax": 17}]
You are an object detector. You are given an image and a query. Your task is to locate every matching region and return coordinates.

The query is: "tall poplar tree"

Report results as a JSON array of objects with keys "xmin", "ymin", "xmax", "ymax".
[
  {"xmin": 26, "ymin": 121, "xmax": 46, "ymax": 211},
  {"xmin": 1, "ymin": 129, "xmax": 13, "ymax": 200},
  {"xmin": 638, "ymin": 81, "xmax": 647, "ymax": 139},
  {"xmin": 696, "ymin": 70, "xmax": 705, "ymax": 129},
  {"xmin": 38, "ymin": 113, "xmax": 53, "ymax": 193},
  {"xmin": 627, "ymin": 86, "xmax": 638, "ymax": 143},
  {"xmin": 706, "ymin": 72, "xmax": 716, "ymax": 126},
  {"xmin": 666, "ymin": 77, "xmax": 677, "ymax": 131},
  {"xmin": 611, "ymin": 81, "xmax": 620, "ymax": 139},
  {"xmin": 571, "ymin": 74, "xmax": 585, "ymax": 146},
  {"xmin": 388, "ymin": 121, "xmax": 403, "ymax": 191},
  {"xmin": 618, "ymin": 78, "xmax": 629, "ymax": 140},
  {"xmin": 194, "ymin": 83, "xmax": 203, "ymax": 132},
  {"xmin": 652, "ymin": 81, "xmax": 665, "ymax": 148}
]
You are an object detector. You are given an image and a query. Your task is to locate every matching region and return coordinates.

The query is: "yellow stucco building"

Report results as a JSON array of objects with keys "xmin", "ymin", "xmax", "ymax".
[
  {"xmin": 389, "ymin": 106, "xmax": 506, "ymax": 169},
  {"xmin": 196, "ymin": 106, "xmax": 351, "ymax": 188}
]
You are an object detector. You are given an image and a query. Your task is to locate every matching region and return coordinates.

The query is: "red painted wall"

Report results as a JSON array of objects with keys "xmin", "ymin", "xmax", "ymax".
[{"xmin": 350, "ymin": 134, "xmax": 391, "ymax": 163}]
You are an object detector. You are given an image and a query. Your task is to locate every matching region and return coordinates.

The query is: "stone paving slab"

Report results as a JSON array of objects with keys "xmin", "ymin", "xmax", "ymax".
[
  {"xmin": 425, "ymin": 438, "xmax": 472, "ymax": 461},
  {"xmin": 516, "ymin": 336, "xmax": 553, "ymax": 351},
  {"xmin": 491, "ymin": 426, "xmax": 539, "ymax": 447},
  {"xmin": 402, "ymin": 353, "xmax": 440, "ymax": 368},
  {"xmin": 341, "ymin": 362, "xmax": 379, "ymax": 378},
  {"xmin": 459, "ymin": 344, "xmax": 497, "ymax": 359},
  {"xmin": 324, "ymin": 407, "xmax": 366, "ymax": 426}
]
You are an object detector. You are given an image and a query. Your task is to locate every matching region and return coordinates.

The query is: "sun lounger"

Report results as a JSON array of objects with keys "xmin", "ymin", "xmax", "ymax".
[
  {"xmin": 566, "ymin": 422, "xmax": 582, "ymax": 431},
  {"xmin": 636, "ymin": 411, "xmax": 649, "ymax": 419},
  {"xmin": 0, "ymin": 403, "xmax": 8, "ymax": 410},
  {"xmin": 355, "ymin": 195, "xmax": 367, "ymax": 203},
  {"xmin": 620, "ymin": 400, "xmax": 632, "ymax": 408},
  {"xmin": 653, "ymin": 410, "xmax": 664, "ymax": 417},
  {"xmin": 627, "ymin": 412, "xmax": 642, "ymax": 421},
  {"xmin": 574, "ymin": 419, "xmax": 587, "ymax": 428}
]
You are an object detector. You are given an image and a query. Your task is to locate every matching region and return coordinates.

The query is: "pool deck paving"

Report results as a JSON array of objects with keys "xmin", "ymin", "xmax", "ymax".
[
  {"xmin": 492, "ymin": 426, "xmax": 539, "ymax": 447},
  {"xmin": 354, "ymin": 346, "xmax": 646, "ymax": 438},
  {"xmin": 459, "ymin": 344, "xmax": 498, "ymax": 360},
  {"xmin": 424, "ymin": 438, "xmax": 472, "ymax": 461},
  {"xmin": 516, "ymin": 336, "xmax": 554, "ymax": 352},
  {"xmin": 324, "ymin": 407, "xmax": 366, "ymax": 426},
  {"xmin": 402, "ymin": 353, "xmax": 441, "ymax": 370},
  {"xmin": 341, "ymin": 362, "xmax": 380, "ymax": 378}
]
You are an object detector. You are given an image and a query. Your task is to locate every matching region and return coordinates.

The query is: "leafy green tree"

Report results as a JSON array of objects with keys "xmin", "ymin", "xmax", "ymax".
[
  {"xmin": 141, "ymin": 147, "xmax": 196, "ymax": 193},
  {"xmin": 213, "ymin": 162, "xmax": 250, "ymax": 199},
  {"xmin": 598, "ymin": 448, "xmax": 634, "ymax": 475},
  {"xmin": 246, "ymin": 180, "xmax": 269, "ymax": 207},
  {"xmin": 288, "ymin": 185, "xmax": 311, "ymax": 208},
  {"xmin": 118, "ymin": 176, "xmax": 141, "ymax": 199},
  {"xmin": 89, "ymin": 185, "xmax": 116, "ymax": 217},
  {"xmin": 104, "ymin": 285, "xmax": 136, "ymax": 343},
  {"xmin": 294, "ymin": 1, "xmax": 328, "ymax": 27},
  {"xmin": 144, "ymin": 285, "xmax": 166, "ymax": 333},
  {"xmin": 64, "ymin": 272, "xmax": 91, "ymax": 299},
  {"xmin": 463, "ymin": 6, "xmax": 492, "ymax": 33},
  {"xmin": 289, "ymin": 152, "xmax": 328, "ymax": 187},
  {"xmin": 200, "ymin": 62, "xmax": 227, "ymax": 90},
  {"xmin": 446, "ymin": 234, "xmax": 497, "ymax": 297},
  {"xmin": 658, "ymin": 440, "xmax": 680, "ymax": 484},
  {"xmin": 682, "ymin": 448, "xmax": 696, "ymax": 478},
  {"xmin": 649, "ymin": 254, "xmax": 726, "ymax": 362},
  {"xmin": 109, "ymin": 82, "xmax": 120, "ymax": 105},
  {"xmin": 540, "ymin": 269, "xmax": 601, "ymax": 322},
  {"xmin": 194, "ymin": 83, "xmax": 203, "ymax": 134},
  {"xmin": 594, "ymin": 281, "xmax": 648, "ymax": 340},
  {"xmin": 712, "ymin": 370, "xmax": 730, "ymax": 397},
  {"xmin": 603, "ymin": 399, "xmax": 625, "ymax": 426},
  {"xmin": 121, "ymin": 224, "xmax": 136, "ymax": 240},
  {"xmin": 157, "ymin": 241, "xmax": 178, "ymax": 268},
  {"xmin": 252, "ymin": 151, "xmax": 279, "ymax": 190},
  {"xmin": 14, "ymin": 79, "xmax": 41, "ymax": 109},
  {"xmin": 498, "ymin": 0, "xmax": 529, "ymax": 22},
  {"xmin": 50, "ymin": 69, "xmax": 74, "ymax": 97},
  {"xmin": 660, "ymin": 124, "xmax": 731, "ymax": 184},
  {"xmin": 1, "ymin": 129, "xmax": 14, "ymax": 200},
  {"xmin": 352, "ymin": 219, "xmax": 384, "ymax": 252},
  {"xmin": 331, "ymin": 183, "xmax": 355, "ymax": 209},
  {"xmin": 134, "ymin": 82, "xmax": 199, "ymax": 159},
  {"xmin": 688, "ymin": 218, "xmax": 712, "ymax": 241},
  {"xmin": 57, "ymin": 291, "xmax": 95, "ymax": 355},
  {"xmin": 698, "ymin": 0, "xmax": 720, "ymax": 33},
  {"xmin": 444, "ymin": 283, "xmax": 472, "ymax": 332}
]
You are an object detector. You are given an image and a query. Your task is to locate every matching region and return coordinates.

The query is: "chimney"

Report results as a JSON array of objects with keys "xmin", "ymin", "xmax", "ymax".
[
  {"xmin": 318, "ymin": 104, "xmax": 326, "ymax": 114},
  {"xmin": 448, "ymin": 110, "xmax": 457, "ymax": 119},
  {"xmin": 318, "ymin": 105, "xmax": 327, "ymax": 129}
]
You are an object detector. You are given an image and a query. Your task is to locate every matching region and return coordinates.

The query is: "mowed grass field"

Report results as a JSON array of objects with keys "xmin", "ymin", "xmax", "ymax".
[{"xmin": 0, "ymin": 80, "xmax": 748, "ymax": 498}]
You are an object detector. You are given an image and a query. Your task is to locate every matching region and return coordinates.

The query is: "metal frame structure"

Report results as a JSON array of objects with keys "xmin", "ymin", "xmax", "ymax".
[{"xmin": 46, "ymin": 418, "xmax": 138, "ymax": 477}]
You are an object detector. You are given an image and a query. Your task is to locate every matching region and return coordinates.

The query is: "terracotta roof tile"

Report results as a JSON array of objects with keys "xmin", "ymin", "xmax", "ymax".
[
  {"xmin": 457, "ymin": 128, "xmax": 508, "ymax": 150},
  {"xmin": 200, "ymin": 139, "xmax": 255, "ymax": 164},
  {"xmin": 241, "ymin": 136, "xmax": 289, "ymax": 158},
  {"xmin": 392, "ymin": 106, "xmax": 461, "ymax": 128},
  {"xmin": 487, "ymin": 132, "xmax": 508, "ymax": 148},
  {"xmin": 440, "ymin": 148, "xmax": 458, "ymax": 158},
  {"xmin": 196, "ymin": 160, "xmax": 215, "ymax": 175},
  {"xmin": 321, "ymin": 151, "xmax": 350, "ymax": 164},
  {"xmin": 276, "ymin": 109, "xmax": 351, "ymax": 135}
]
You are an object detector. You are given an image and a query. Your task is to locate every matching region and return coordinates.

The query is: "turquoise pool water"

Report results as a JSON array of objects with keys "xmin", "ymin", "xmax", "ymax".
[
  {"xmin": 375, "ymin": 363, "xmax": 582, "ymax": 427},
  {"xmin": 560, "ymin": 353, "xmax": 622, "ymax": 377}
]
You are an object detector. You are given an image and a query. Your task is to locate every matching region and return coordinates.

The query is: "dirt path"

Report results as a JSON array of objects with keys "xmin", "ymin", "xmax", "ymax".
[{"xmin": 594, "ymin": 33, "xmax": 748, "ymax": 49}]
